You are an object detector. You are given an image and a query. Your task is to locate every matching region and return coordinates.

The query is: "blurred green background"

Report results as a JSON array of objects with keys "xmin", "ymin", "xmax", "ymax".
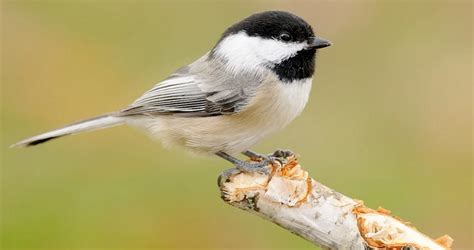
[{"xmin": 1, "ymin": 0, "xmax": 472, "ymax": 249}]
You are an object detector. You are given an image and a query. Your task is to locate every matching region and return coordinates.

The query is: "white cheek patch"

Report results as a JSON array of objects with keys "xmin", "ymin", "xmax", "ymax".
[{"xmin": 214, "ymin": 32, "xmax": 306, "ymax": 74}]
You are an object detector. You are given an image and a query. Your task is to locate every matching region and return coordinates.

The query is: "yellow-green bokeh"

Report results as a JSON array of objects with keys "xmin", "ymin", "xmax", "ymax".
[{"xmin": 1, "ymin": 0, "xmax": 472, "ymax": 249}]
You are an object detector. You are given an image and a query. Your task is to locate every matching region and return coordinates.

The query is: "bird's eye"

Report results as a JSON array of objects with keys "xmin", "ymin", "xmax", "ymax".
[{"xmin": 279, "ymin": 33, "xmax": 292, "ymax": 42}]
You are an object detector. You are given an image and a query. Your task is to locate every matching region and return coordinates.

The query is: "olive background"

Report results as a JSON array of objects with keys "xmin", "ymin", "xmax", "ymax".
[{"xmin": 1, "ymin": 0, "xmax": 472, "ymax": 249}]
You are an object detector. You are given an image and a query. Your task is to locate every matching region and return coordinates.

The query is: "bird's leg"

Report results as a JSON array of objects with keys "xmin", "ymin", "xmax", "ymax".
[{"xmin": 216, "ymin": 151, "xmax": 271, "ymax": 174}]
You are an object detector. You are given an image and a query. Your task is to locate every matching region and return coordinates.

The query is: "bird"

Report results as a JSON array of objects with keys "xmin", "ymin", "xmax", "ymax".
[{"xmin": 11, "ymin": 10, "xmax": 331, "ymax": 172}]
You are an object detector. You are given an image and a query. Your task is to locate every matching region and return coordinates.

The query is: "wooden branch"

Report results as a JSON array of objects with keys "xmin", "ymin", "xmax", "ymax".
[{"xmin": 217, "ymin": 152, "xmax": 453, "ymax": 249}]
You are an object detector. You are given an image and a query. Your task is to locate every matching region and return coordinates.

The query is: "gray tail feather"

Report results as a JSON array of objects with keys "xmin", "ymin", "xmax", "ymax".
[{"xmin": 10, "ymin": 114, "xmax": 125, "ymax": 148}]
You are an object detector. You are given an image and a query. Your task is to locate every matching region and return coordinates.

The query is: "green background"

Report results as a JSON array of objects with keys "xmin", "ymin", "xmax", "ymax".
[{"xmin": 2, "ymin": 0, "xmax": 472, "ymax": 249}]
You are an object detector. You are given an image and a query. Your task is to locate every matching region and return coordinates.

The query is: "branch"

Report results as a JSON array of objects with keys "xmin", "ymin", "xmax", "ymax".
[{"xmin": 217, "ymin": 152, "xmax": 453, "ymax": 249}]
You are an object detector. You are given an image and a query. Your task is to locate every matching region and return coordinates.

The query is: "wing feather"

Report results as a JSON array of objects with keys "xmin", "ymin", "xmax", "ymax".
[{"xmin": 119, "ymin": 54, "xmax": 265, "ymax": 117}]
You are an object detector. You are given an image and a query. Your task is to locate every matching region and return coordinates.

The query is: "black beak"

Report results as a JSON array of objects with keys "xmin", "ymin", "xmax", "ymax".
[{"xmin": 308, "ymin": 37, "xmax": 332, "ymax": 49}]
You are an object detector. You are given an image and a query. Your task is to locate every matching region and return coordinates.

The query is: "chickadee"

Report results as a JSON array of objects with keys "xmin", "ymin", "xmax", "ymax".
[{"xmin": 12, "ymin": 11, "xmax": 331, "ymax": 171}]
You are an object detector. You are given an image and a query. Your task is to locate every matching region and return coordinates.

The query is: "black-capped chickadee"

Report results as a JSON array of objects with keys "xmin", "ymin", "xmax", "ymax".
[{"xmin": 12, "ymin": 11, "xmax": 331, "ymax": 171}]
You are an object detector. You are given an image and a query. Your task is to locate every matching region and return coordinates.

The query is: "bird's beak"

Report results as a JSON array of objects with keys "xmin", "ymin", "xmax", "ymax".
[{"xmin": 308, "ymin": 37, "xmax": 332, "ymax": 49}]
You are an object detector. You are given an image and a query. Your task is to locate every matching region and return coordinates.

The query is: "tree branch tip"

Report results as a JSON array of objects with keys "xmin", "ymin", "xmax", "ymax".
[
  {"xmin": 435, "ymin": 235, "xmax": 454, "ymax": 249},
  {"xmin": 353, "ymin": 203, "xmax": 452, "ymax": 249}
]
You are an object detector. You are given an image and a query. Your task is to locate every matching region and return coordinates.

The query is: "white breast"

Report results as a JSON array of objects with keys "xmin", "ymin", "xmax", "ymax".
[
  {"xmin": 131, "ymin": 78, "xmax": 313, "ymax": 155},
  {"xmin": 254, "ymin": 78, "xmax": 313, "ymax": 130},
  {"xmin": 237, "ymin": 78, "xmax": 312, "ymax": 139}
]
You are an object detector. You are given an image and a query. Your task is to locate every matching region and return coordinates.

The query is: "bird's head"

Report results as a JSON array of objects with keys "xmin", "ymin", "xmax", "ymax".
[{"xmin": 212, "ymin": 11, "xmax": 331, "ymax": 81}]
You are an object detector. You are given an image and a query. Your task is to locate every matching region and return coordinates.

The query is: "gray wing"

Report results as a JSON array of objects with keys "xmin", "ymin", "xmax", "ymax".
[{"xmin": 119, "ymin": 57, "xmax": 264, "ymax": 117}]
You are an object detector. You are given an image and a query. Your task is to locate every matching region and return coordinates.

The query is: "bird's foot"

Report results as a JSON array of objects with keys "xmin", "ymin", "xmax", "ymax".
[
  {"xmin": 217, "ymin": 149, "xmax": 297, "ymax": 188},
  {"xmin": 217, "ymin": 149, "xmax": 297, "ymax": 187},
  {"xmin": 242, "ymin": 149, "xmax": 295, "ymax": 165},
  {"xmin": 237, "ymin": 149, "xmax": 296, "ymax": 173},
  {"xmin": 235, "ymin": 159, "xmax": 272, "ymax": 175},
  {"xmin": 217, "ymin": 156, "xmax": 273, "ymax": 188}
]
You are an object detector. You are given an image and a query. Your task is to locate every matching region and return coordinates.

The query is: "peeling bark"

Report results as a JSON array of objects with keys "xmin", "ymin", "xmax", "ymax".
[{"xmin": 217, "ymin": 152, "xmax": 453, "ymax": 250}]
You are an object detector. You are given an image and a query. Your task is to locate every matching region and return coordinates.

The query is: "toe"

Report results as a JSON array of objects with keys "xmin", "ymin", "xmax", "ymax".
[
  {"xmin": 272, "ymin": 149, "xmax": 294, "ymax": 159},
  {"xmin": 236, "ymin": 161, "xmax": 271, "ymax": 175}
]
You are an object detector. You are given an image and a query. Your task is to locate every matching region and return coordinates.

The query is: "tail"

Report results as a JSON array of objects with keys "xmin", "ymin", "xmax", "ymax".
[{"xmin": 10, "ymin": 114, "xmax": 125, "ymax": 148}]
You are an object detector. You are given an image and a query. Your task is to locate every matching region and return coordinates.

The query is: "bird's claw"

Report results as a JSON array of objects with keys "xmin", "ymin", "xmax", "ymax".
[
  {"xmin": 238, "ymin": 149, "xmax": 296, "ymax": 173},
  {"xmin": 271, "ymin": 149, "xmax": 295, "ymax": 159}
]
